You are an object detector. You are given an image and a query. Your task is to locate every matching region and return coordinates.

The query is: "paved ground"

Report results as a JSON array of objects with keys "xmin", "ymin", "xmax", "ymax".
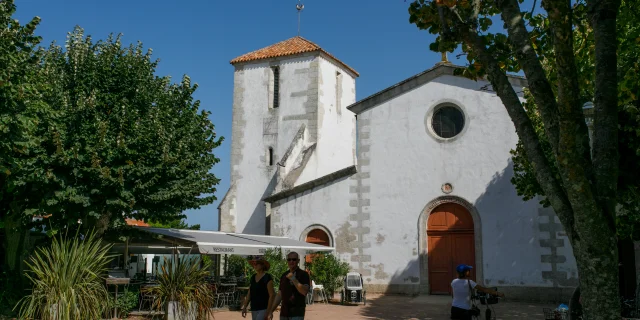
[{"xmin": 210, "ymin": 294, "xmax": 559, "ymax": 320}]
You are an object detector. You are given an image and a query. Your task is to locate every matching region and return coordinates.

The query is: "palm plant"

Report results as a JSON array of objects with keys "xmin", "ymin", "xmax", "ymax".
[
  {"xmin": 144, "ymin": 255, "xmax": 214, "ymax": 320},
  {"xmin": 16, "ymin": 232, "xmax": 113, "ymax": 320}
]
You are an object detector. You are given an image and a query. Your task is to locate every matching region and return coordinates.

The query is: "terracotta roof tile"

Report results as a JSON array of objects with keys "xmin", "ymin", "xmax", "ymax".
[
  {"xmin": 230, "ymin": 36, "xmax": 359, "ymax": 77},
  {"xmin": 125, "ymin": 218, "xmax": 150, "ymax": 227}
]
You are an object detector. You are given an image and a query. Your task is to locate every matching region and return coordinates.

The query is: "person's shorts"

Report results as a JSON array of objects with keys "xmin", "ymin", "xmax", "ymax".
[
  {"xmin": 280, "ymin": 317, "xmax": 304, "ymax": 320},
  {"xmin": 251, "ymin": 309, "xmax": 267, "ymax": 320},
  {"xmin": 450, "ymin": 306, "xmax": 472, "ymax": 320}
]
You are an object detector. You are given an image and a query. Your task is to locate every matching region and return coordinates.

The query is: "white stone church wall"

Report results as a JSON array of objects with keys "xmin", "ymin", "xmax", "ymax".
[
  {"xmin": 355, "ymin": 74, "xmax": 577, "ymax": 300},
  {"xmin": 222, "ymin": 54, "xmax": 320, "ymax": 234},
  {"xmin": 295, "ymin": 56, "xmax": 357, "ymax": 185},
  {"xmin": 272, "ymin": 73, "xmax": 578, "ymax": 301}
]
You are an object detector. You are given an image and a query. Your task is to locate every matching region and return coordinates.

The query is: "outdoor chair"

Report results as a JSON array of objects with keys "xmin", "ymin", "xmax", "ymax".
[
  {"xmin": 138, "ymin": 287, "xmax": 157, "ymax": 311},
  {"xmin": 312, "ymin": 280, "xmax": 329, "ymax": 304}
]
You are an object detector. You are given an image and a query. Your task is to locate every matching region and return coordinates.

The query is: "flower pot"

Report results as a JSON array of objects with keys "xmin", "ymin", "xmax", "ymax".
[{"xmin": 166, "ymin": 301, "xmax": 197, "ymax": 320}]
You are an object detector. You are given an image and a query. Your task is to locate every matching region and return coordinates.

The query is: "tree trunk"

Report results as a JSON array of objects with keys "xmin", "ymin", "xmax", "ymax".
[
  {"xmin": 573, "ymin": 232, "xmax": 620, "ymax": 319},
  {"xmin": 93, "ymin": 211, "xmax": 113, "ymax": 237},
  {"xmin": 458, "ymin": 25, "xmax": 621, "ymax": 320},
  {"xmin": 3, "ymin": 213, "xmax": 30, "ymax": 279},
  {"xmin": 618, "ymin": 239, "xmax": 637, "ymax": 299}
]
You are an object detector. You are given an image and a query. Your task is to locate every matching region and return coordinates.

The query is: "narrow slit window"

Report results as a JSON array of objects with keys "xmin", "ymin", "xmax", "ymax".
[
  {"xmin": 272, "ymin": 66, "xmax": 280, "ymax": 109},
  {"xmin": 336, "ymin": 71, "xmax": 342, "ymax": 111},
  {"xmin": 268, "ymin": 147, "xmax": 274, "ymax": 166}
]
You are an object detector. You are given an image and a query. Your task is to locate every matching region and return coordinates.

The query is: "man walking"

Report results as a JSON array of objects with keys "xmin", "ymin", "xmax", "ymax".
[{"xmin": 267, "ymin": 252, "xmax": 310, "ymax": 320}]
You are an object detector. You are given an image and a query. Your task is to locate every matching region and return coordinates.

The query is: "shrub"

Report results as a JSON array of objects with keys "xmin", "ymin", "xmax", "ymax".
[
  {"xmin": 0, "ymin": 270, "xmax": 22, "ymax": 317},
  {"xmin": 262, "ymin": 248, "xmax": 288, "ymax": 289},
  {"xmin": 226, "ymin": 255, "xmax": 251, "ymax": 282},
  {"xmin": 106, "ymin": 287, "xmax": 139, "ymax": 318},
  {"xmin": 16, "ymin": 232, "xmax": 113, "ymax": 320},
  {"xmin": 144, "ymin": 255, "xmax": 214, "ymax": 320},
  {"xmin": 306, "ymin": 253, "xmax": 351, "ymax": 296}
]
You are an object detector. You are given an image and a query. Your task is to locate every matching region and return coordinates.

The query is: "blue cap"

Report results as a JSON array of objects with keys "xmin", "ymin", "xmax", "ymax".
[{"xmin": 456, "ymin": 264, "xmax": 473, "ymax": 273}]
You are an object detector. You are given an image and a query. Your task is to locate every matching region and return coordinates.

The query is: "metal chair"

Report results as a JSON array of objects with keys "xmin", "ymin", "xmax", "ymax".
[{"xmin": 138, "ymin": 288, "xmax": 156, "ymax": 311}]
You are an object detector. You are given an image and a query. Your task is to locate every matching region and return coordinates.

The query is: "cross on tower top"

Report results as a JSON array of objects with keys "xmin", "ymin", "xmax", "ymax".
[{"xmin": 296, "ymin": 0, "xmax": 304, "ymax": 36}]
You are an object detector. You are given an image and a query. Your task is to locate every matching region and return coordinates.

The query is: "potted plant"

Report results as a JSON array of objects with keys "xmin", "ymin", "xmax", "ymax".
[
  {"xmin": 144, "ymin": 255, "xmax": 214, "ymax": 320},
  {"xmin": 16, "ymin": 232, "xmax": 113, "ymax": 320}
]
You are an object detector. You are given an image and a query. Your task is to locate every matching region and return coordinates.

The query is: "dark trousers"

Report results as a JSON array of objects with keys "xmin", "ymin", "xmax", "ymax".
[{"xmin": 450, "ymin": 306, "xmax": 473, "ymax": 320}]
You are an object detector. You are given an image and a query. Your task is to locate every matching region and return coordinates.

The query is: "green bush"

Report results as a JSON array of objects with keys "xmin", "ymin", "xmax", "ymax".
[
  {"xmin": 306, "ymin": 253, "xmax": 351, "ymax": 296},
  {"xmin": 16, "ymin": 232, "xmax": 113, "ymax": 320},
  {"xmin": 226, "ymin": 248, "xmax": 290, "ymax": 289},
  {"xmin": 262, "ymin": 248, "xmax": 288, "ymax": 289},
  {"xmin": 106, "ymin": 288, "xmax": 139, "ymax": 318},
  {"xmin": 0, "ymin": 271, "xmax": 22, "ymax": 317},
  {"xmin": 226, "ymin": 255, "xmax": 251, "ymax": 282}
]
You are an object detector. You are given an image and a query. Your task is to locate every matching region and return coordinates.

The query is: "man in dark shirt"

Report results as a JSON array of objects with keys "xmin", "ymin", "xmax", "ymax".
[{"xmin": 267, "ymin": 251, "xmax": 310, "ymax": 320}]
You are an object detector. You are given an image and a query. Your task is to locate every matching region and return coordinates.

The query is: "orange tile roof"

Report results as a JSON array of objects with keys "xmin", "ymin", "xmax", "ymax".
[
  {"xmin": 230, "ymin": 36, "xmax": 359, "ymax": 77},
  {"xmin": 125, "ymin": 218, "xmax": 150, "ymax": 227}
]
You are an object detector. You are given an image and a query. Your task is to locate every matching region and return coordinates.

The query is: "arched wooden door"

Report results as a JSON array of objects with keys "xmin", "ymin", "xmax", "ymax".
[
  {"xmin": 427, "ymin": 203, "xmax": 475, "ymax": 294},
  {"xmin": 305, "ymin": 229, "xmax": 331, "ymax": 264}
]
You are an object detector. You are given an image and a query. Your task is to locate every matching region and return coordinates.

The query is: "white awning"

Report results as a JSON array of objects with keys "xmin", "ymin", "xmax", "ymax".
[{"xmin": 136, "ymin": 227, "xmax": 334, "ymax": 256}]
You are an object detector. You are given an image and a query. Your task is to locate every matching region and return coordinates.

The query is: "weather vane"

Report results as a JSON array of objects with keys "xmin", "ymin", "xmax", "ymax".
[{"xmin": 296, "ymin": 0, "xmax": 305, "ymax": 36}]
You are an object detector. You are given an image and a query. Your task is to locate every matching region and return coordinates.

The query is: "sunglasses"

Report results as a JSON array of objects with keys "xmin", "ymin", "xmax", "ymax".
[{"xmin": 287, "ymin": 258, "xmax": 298, "ymax": 262}]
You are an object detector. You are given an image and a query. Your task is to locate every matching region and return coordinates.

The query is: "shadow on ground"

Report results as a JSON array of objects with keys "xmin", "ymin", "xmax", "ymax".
[{"xmin": 353, "ymin": 294, "xmax": 556, "ymax": 320}]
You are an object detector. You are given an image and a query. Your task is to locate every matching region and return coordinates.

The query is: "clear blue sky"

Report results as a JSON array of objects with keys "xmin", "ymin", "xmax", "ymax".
[{"xmin": 13, "ymin": 0, "xmax": 479, "ymax": 231}]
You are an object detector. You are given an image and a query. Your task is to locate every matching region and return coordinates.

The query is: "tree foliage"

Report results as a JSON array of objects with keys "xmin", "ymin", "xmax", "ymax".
[
  {"xmin": 1, "ymin": 0, "xmax": 223, "ymax": 279},
  {"xmin": 32, "ymin": 27, "xmax": 223, "ymax": 235},
  {"xmin": 409, "ymin": 0, "xmax": 629, "ymax": 317},
  {"xmin": 306, "ymin": 253, "xmax": 351, "ymax": 296},
  {"xmin": 148, "ymin": 219, "xmax": 200, "ymax": 230},
  {"xmin": 0, "ymin": 0, "xmax": 51, "ymax": 277},
  {"xmin": 509, "ymin": 0, "xmax": 640, "ymax": 241}
]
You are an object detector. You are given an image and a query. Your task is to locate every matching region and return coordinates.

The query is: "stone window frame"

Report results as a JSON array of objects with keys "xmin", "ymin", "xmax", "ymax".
[{"xmin": 424, "ymin": 99, "xmax": 470, "ymax": 143}]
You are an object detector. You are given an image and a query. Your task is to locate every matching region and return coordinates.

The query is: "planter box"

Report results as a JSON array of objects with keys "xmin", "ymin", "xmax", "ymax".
[{"xmin": 167, "ymin": 301, "xmax": 197, "ymax": 320}]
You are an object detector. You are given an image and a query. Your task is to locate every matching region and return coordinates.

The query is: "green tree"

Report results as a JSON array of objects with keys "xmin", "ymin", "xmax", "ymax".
[
  {"xmin": 148, "ymin": 219, "xmax": 200, "ymax": 230},
  {"xmin": 32, "ymin": 27, "xmax": 223, "ymax": 235},
  {"xmin": 408, "ymin": 0, "xmax": 632, "ymax": 317},
  {"xmin": 0, "ymin": 0, "xmax": 51, "ymax": 278},
  {"xmin": 1, "ymin": 19, "xmax": 224, "ymax": 277},
  {"xmin": 510, "ymin": 0, "xmax": 640, "ymax": 241}
]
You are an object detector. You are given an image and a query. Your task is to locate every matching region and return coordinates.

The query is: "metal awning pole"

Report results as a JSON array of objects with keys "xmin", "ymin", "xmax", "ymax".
[{"xmin": 124, "ymin": 237, "xmax": 129, "ymax": 277}]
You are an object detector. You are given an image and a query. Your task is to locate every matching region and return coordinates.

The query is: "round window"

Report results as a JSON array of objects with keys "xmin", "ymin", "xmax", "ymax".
[{"xmin": 431, "ymin": 106, "xmax": 465, "ymax": 139}]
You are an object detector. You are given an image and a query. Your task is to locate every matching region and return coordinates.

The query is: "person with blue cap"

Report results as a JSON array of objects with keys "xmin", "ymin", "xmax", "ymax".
[{"xmin": 450, "ymin": 264, "xmax": 504, "ymax": 319}]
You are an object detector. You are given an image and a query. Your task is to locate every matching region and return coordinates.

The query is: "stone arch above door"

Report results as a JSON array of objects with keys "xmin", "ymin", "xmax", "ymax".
[
  {"xmin": 300, "ymin": 224, "xmax": 334, "ymax": 247},
  {"xmin": 300, "ymin": 225, "xmax": 334, "ymax": 265},
  {"xmin": 417, "ymin": 196, "xmax": 483, "ymax": 294}
]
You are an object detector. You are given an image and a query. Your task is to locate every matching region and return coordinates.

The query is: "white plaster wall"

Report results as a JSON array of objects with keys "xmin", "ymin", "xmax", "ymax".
[
  {"xmin": 272, "ymin": 73, "xmax": 579, "ymax": 291},
  {"xmin": 232, "ymin": 65, "xmax": 269, "ymax": 234},
  {"xmin": 270, "ymin": 176, "xmax": 355, "ymax": 261},
  {"xmin": 232, "ymin": 55, "xmax": 317, "ymax": 235},
  {"xmin": 296, "ymin": 57, "xmax": 357, "ymax": 185},
  {"xmin": 360, "ymin": 74, "xmax": 576, "ymax": 287},
  {"xmin": 274, "ymin": 55, "xmax": 319, "ymax": 158}
]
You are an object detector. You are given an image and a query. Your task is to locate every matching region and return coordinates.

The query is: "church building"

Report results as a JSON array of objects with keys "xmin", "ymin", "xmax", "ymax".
[{"xmin": 217, "ymin": 36, "xmax": 579, "ymax": 300}]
